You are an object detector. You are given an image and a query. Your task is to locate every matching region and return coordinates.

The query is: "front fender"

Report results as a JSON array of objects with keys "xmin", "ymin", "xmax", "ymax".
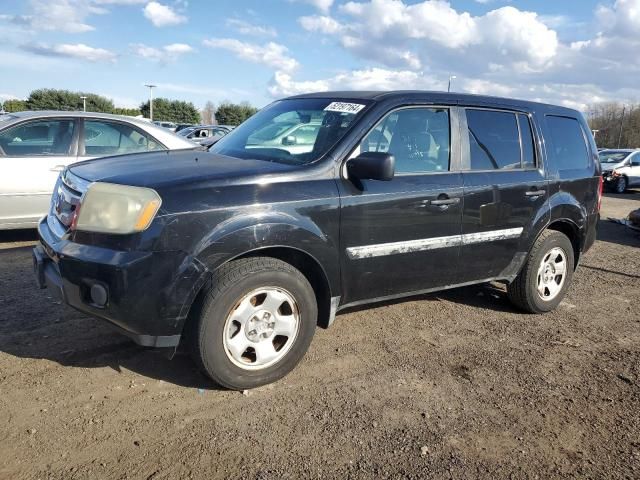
[{"xmin": 195, "ymin": 217, "xmax": 340, "ymax": 295}]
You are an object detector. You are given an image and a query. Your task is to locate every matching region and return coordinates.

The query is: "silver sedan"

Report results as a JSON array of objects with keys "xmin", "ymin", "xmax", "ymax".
[{"xmin": 0, "ymin": 111, "xmax": 196, "ymax": 229}]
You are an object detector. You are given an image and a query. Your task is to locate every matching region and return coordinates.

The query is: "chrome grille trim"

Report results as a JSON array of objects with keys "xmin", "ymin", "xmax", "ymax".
[
  {"xmin": 48, "ymin": 169, "xmax": 90, "ymax": 238},
  {"xmin": 62, "ymin": 169, "xmax": 91, "ymax": 193}
]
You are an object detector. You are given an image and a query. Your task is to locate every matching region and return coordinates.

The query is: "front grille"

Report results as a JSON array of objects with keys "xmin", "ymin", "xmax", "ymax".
[{"xmin": 49, "ymin": 170, "xmax": 90, "ymax": 236}]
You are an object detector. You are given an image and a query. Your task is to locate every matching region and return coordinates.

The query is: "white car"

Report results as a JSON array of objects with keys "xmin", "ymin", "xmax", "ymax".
[
  {"xmin": 599, "ymin": 149, "xmax": 640, "ymax": 193},
  {"xmin": 0, "ymin": 111, "xmax": 196, "ymax": 229}
]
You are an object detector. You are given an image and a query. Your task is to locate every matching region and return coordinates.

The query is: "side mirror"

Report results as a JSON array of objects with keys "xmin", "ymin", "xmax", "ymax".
[
  {"xmin": 347, "ymin": 152, "xmax": 395, "ymax": 181},
  {"xmin": 282, "ymin": 135, "xmax": 297, "ymax": 146}
]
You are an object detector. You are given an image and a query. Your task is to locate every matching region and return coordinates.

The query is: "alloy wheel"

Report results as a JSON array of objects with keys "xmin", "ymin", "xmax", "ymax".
[
  {"xmin": 536, "ymin": 247, "xmax": 568, "ymax": 301},
  {"xmin": 222, "ymin": 287, "xmax": 300, "ymax": 370}
]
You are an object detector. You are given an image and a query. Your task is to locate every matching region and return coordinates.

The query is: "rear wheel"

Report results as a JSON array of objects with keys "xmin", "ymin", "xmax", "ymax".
[
  {"xmin": 190, "ymin": 257, "xmax": 317, "ymax": 390},
  {"xmin": 507, "ymin": 230, "xmax": 574, "ymax": 313}
]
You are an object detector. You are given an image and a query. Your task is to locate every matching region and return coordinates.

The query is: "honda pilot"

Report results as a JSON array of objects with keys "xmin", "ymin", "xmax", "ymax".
[{"xmin": 33, "ymin": 91, "xmax": 601, "ymax": 389}]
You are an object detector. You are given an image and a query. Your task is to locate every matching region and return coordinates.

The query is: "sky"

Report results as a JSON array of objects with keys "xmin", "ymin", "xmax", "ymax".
[{"xmin": 0, "ymin": 0, "xmax": 639, "ymax": 112}]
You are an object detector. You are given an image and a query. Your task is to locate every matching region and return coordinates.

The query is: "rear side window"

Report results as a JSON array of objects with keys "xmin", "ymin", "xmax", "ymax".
[
  {"xmin": 466, "ymin": 110, "xmax": 521, "ymax": 170},
  {"xmin": 546, "ymin": 116, "xmax": 589, "ymax": 170},
  {"xmin": 84, "ymin": 120, "xmax": 162, "ymax": 156}
]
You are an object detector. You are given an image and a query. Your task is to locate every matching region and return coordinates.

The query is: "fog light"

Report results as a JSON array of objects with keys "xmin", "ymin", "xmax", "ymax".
[{"xmin": 90, "ymin": 284, "xmax": 108, "ymax": 307}]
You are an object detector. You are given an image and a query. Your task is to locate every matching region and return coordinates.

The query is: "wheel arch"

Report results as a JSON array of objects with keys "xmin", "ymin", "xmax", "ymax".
[
  {"xmin": 233, "ymin": 246, "xmax": 334, "ymax": 329},
  {"xmin": 545, "ymin": 219, "xmax": 581, "ymax": 269}
]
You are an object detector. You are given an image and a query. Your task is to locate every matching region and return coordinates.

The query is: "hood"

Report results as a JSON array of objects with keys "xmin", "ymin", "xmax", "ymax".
[
  {"xmin": 600, "ymin": 161, "xmax": 623, "ymax": 172},
  {"xmin": 69, "ymin": 149, "xmax": 296, "ymax": 188}
]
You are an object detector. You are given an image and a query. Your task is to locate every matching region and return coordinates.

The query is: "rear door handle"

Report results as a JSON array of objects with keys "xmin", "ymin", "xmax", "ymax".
[
  {"xmin": 524, "ymin": 189, "xmax": 546, "ymax": 197},
  {"xmin": 430, "ymin": 197, "xmax": 460, "ymax": 206}
]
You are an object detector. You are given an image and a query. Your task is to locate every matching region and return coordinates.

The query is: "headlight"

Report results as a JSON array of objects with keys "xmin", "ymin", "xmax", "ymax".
[{"xmin": 74, "ymin": 182, "xmax": 162, "ymax": 234}]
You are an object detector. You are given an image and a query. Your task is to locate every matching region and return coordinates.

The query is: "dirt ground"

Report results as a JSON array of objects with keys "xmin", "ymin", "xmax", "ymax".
[{"xmin": 1, "ymin": 192, "xmax": 639, "ymax": 480}]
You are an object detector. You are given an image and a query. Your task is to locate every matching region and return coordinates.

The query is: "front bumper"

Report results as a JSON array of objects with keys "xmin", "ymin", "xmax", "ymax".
[
  {"xmin": 602, "ymin": 171, "xmax": 616, "ymax": 186},
  {"xmin": 33, "ymin": 217, "xmax": 208, "ymax": 348}
]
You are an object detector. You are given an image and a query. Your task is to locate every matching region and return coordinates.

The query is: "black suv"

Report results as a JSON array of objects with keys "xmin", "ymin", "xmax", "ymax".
[{"xmin": 33, "ymin": 91, "xmax": 602, "ymax": 389}]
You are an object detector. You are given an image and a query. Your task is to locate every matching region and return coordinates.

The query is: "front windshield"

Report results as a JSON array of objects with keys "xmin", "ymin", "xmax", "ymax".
[
  {"xmin": 210, "ymin": 98, "xmax": 371, "ymax": 165},
  {"xmin": 178, "ymin": 127, "xmax": 196, "ymax": 136},
  {"xmin": 599, "ymin": 151, "xmax": 630, "ymax": 163}
]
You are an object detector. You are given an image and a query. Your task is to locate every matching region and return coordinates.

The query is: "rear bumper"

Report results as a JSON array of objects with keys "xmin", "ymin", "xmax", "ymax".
[{"xmin": 34, "ymin": 217, "xmax": 208, "ymax": 348}]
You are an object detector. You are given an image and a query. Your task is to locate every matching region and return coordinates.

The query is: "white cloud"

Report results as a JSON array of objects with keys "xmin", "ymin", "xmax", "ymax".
[
  {"xmin": 291, "ymin": 0, "xmax": 334, "ymax": 13},
  {"xmin": 298, "ymin": 15, "xmax": 345, "ymax": 34},
  {"xmin": 549, "ymin": 0, "xmax": 640, "ymax": 89},
  {"xmin": 203, "ymin": 38, "xmax": 299, "ymax": 72},
  {"xmin": 596, "ymin": 0, "xmax": 640, "ymax": 37},
  {"xmin": 143, "ymin": 1, "xmax": 187, "ymax": 27},
  {"xmin": 24, "ymin": 0, "xmax": 101, "ymax": 33},
  {"xmin": 94, "ymin": 0, "xmax": 146, "ymax": 4},
  {"xmin": 163, "ymin": 43, "xmax": 192, "ymax": 55},
  {"xmin": 0, "ymin": 0, "xmax": 153, "ymax": 33},
  {"xmin": 268, "ymin": 67, "xmax": 628, "ymax": 112},
  {"xmin": 22, "ymin": 42, "xmax": 117, "ymax": 62},
  {"xmin": 328, "ymin": 0, "xmax": 558, "ymax": 70},
  {"xmin": 269, "ymin": 68, "xmax": 441, "ymax": 97},
  {"xmin": 477, "ymin": 7, "xmax": 558, "ymax": 70},
  {"xmin": 131, "ymin": 42, "xmax": 193, "ymax": 61},
  {"xmin": 226, "ymin": 18, "xmax": 277, "ymax": 37}
]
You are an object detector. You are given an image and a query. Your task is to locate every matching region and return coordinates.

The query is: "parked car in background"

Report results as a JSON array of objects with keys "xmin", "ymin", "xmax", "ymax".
[
  {"xmin": 246, "ymin": 120, "xmax": 322, "ymax": 155},
  {"xmin": 599, "ymin": 149, "xmax": 640, "ymax": 193},
  {"xmin": 0, "ymin": 111, "xmax": 195, "ymax": 229},
  {"xmin": 178, "ymin": 125, "xmax": 229, "ymax": 145},
  {"xmin": 33, "ymin": 92, "xmax": 601, "ymax": 390},
  {"xmin": 175, "ymin": 123, "xmax": 194, "ymax": 133},
  {"xmin": 153, "ymin": 121, "xmax": 177, "ymax": 131}
]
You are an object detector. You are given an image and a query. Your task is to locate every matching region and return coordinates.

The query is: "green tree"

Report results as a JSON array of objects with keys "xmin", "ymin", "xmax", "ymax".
[
  {"xmin": 113, "ymin": 107, "xmax": 142, "ymax": 117},
  {"xmin": 140, "ymin": 98, "xmax": 200, "ymax": 123},
  {"xmin": 2, "ymin": 99, "xmax": 27, "ymax": 112},
  {"xmin": 215, "ymin": 101, "xmax": 258, "ymax": 125},
  {"xmin": 26, "ymin": 89, "xmax": 114, "ymax": 112}
]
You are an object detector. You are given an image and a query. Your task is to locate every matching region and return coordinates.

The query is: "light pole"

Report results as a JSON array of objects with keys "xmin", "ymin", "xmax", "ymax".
[
  {"xmin": 447, "ymin": 75, "xmax": 456, "ymax": 93},
  {"xmin": 144, "ymin": 84, "xmax": 157, "ymax": 121},
  {"xmin": 80, "ymin": 96, "xmax": 87, "ymax": 112}
]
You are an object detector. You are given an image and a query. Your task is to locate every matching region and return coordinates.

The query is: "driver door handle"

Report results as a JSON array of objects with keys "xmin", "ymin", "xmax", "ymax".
[
  {"xmin": 430, "ymin": 197, "xmax": 460, "ymax": 206},
  {"xmin": 524, "ymin": 189, "xmax": 546, "ymax": 197}
]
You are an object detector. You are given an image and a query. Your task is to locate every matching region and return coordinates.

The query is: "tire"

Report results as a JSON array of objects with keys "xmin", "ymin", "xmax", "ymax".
[
  {"xmin": 507, "ymin": 230, "xmax": 575, "ymax": 314},
  {"xmin": 190, "ymin": 257, "xmax": 317, "ymax": 390},
  {"xmin": 614, "ymin": 176, "xmax": 627, "ymax": 194}
]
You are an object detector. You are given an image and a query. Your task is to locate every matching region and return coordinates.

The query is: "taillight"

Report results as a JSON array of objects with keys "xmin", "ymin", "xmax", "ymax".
[{"xmin": 597, "ymin": 175, "xmax": 603, "ymax": 213}]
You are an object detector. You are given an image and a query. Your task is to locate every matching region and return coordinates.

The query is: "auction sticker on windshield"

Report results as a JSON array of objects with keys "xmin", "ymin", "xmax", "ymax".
[{"xmin": 324, "ymin": 102, "xmax": 366, "ymax": 114}]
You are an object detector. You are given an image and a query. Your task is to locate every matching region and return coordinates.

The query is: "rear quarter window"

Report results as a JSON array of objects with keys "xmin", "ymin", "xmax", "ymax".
[{"xmin": 546, "ymin": 116, "xmax": 590, "ymax": 171}]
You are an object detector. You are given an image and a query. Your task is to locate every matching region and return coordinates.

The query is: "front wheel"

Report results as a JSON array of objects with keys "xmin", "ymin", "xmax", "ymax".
[
  {"xmin": 614, "ymin": 176, "xmax": 627, "ymax": 194},
  {"xmin": 190, "ymin": 257, "xmax": 317, "ymax": 390},
  {"xmin": 507, "ymin": 230, "xmax": 575, "ymax": 313}
]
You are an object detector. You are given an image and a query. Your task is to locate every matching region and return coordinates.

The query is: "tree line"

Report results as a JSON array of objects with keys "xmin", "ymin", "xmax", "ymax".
[
  {"xmin": 586, "ymin": 102, "xmax": 640, "ymax": 149},
  {"xmin": 1, "ymin": 88, "xmax": 259, "ymax": 126}
]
